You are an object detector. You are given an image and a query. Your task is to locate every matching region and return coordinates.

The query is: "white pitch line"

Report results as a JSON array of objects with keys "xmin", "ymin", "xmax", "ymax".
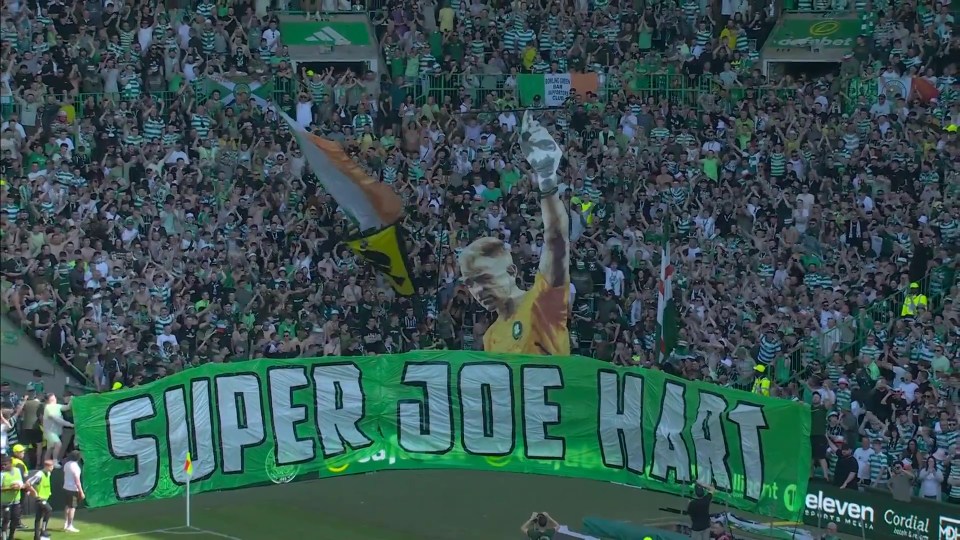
[
  {"xmin": 91, "ymin": 528, "xmax": 183, "ymax": 540},
  {"xmin": 91, "ymin": 527, "xmax": 242, "ymax": 540},
  {"xmin": 193, "ymin": 529, "xmax": 242, "ymax": 540}
]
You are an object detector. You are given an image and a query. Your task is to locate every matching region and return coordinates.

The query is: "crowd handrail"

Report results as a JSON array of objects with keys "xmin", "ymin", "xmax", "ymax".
[
  {"xmin": 408, "ymin": 72, "xmax": 801, "ymax": 111},
  {"xmin": 0, "ymin": 297, "xmax": 92, "ymax": 390},
  {"xmin": 273, "ymin": 0, "xmax": 389, "ymax": 14},
  {"xmin": 781, "ymin": 262, "xmax": 957, "ymax": 384},
  {"xmin": 8, "ymin": 71, "xmax": 872, "ymax": 125}
]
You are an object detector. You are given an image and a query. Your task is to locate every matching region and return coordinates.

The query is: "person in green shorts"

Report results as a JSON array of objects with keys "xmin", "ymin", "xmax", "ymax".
[{"xmin": 521, "ymin": 512, "xmax": 559, "ymax": 539}]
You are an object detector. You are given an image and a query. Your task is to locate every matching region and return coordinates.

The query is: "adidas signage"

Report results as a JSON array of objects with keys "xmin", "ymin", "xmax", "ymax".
[{"xmin": 305, "ymin": 28, "xmax": 351, "ymax": 45}]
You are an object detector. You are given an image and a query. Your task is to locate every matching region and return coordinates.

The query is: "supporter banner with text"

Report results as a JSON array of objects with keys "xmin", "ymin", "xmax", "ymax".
[
  {"xmin": 72, "ymin": 352, "xmax": 810, "ymax": 519},
  {"xmin": 517, "ymin": 72, "xmax": 599, "ymax": 107}
]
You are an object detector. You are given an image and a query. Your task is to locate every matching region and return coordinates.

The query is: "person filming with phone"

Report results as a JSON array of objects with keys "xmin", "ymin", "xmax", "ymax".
[
  {"xmin": 687, "ymin": 481, "xmax": 716, "ymax": 540},
  {"xmin": 521, "ymin": 511, "xmax": 559, "ymax": 539}
]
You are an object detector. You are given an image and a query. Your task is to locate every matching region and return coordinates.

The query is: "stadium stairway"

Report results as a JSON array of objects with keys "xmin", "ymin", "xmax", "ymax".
[{"xmin": 0, "ymin": 307, "xmax": 70, "ymax": 397}]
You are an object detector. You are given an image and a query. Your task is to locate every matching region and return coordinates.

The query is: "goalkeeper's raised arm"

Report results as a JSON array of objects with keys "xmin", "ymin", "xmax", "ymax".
[{"xmin": 520, "ymin": 111, "xmax": 570, "ymax": 290}]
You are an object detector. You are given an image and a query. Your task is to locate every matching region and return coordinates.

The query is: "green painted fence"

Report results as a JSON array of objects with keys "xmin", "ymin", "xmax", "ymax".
[
  {"xmin": 6, "ymin": 76, "xmax": 298, "ymax": 126},
  {"xmin": 409, "ymin": 72, "xmax": 798, "ymax": 111},
  {"xmin": 780, "ymin": 262, "xmax": 958, "ymax": 384},
  {"xmin": 15, "ymin": 72, "xmax": 795, "ymax": 125},
  {"xmin": 277, "ymin": 0, "xmax": 389, "ymax": 14}
]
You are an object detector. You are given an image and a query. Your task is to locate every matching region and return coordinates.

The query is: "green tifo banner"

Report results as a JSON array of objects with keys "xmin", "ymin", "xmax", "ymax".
[{"xmin": 72, "ymin": 352, "xmax": 811, "ymax": 518}]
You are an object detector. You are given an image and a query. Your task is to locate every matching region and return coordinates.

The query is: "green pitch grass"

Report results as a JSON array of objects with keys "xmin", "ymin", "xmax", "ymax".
[{"xmin": 46, "ymin": 470, "xmax": 703, "ymax": 539}]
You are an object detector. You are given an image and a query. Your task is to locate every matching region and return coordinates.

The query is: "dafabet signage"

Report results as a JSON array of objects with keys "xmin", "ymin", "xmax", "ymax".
[{"xmin": 767, "ymin": 18, "xmax": 861, "ymax": 50}]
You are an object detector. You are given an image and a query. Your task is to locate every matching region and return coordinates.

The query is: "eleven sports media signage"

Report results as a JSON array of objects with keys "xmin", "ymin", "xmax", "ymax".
[
  {"xmin": 803, "ymin": 481, "xmax": 960, "ymax": 540},
  {"xmin": 770, "ymin": 17, "xmax": 862, "ymax": 49},
  {"xmin": 71, "ymin": 352, "xmax": 811, "ymax": 519}
]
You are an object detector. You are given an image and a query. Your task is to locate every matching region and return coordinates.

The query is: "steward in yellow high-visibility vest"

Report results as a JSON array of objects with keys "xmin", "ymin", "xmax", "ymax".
[
  {"xmin": 9, "ymin": 445, "xmax": 27, "ymax": 480},
  {"xmin": 570, "ymin": 196, "xmax": 596, "ymax": 226},
  {"xmin": 752, "ymin": 364, "xmax": 771, "ymax": 396},
  {"xmin": 1, "ymin": 456, "xmax": 25, "ymax": 534},
  {"xmin": 25, "ymin": 460, "xmax": 55, "ymax": 537},
  {"xmin": 10, "ymin": 444, "xmax": 32, "ymax": 517},
  {"xmin": 901, "ymin": 282, "xmax": 928, "ymax": 317}
]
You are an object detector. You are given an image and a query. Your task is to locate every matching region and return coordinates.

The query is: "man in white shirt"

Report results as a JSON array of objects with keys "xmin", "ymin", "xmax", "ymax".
[
  {"xmin": 62, "ymin": 451, "xmax": 84, "ymax": 533},
  {"xmin": 619, "ymin": 111, "xmax": 638, "ymax": 138},
  {"xmin": 604, "ymin": 262, "xmax": 625, "ymax": 297},
  {"xmin": 163, "ymin": 143, "xmax": 190, "ymax": 164},
  {"xmin": 693, "ymin": 208, "xmax": 715, "ymax": 238},
  {"xmin": 629, "ymin": 292, "xmax": 643, "ymax": 326},
  {"xmin": 261, "ymin": 20, "xmax": 281, "ymax": 51},
  {"xmin": 498, "ymin": 111, "xmax": 517, "ymax": 132},
  {"xmin": 701, "ymin": 137, "xmax": 721, "ymax": 154},
  {"xmin": 26, "ymin": 163, "xmax": 48, "ymax": 182},
  {"xmin": 0, "ymin": 115, "xmax": 26, "ymax": 140},
  {"xmin": 157, "ymin": 326, "xmax": 179, "ymax": 352},
  {"xmin": 819, "ymin": 306, "xmax": 842, "ymax": 331},
  {"xmin": 869, "ymin": 94, "xmax": 892, "ymax": 117},
  {"xmin": 54, "ymin": 135, "xmax": 75, "ymax": 152},
  {"xmin": 177, "ymin": 19, "xmax": 192, "ymax": 49},
  {"xmin": 852, "ymin": 436, "xmax": 875, "ymax": 482},
  {"xmin": 484, "ymin": 205, "xmax": 503, "ymax": 231},
  {"xmin": 896, "ymin": 371, "xmax": 919, "ymax": 404}
]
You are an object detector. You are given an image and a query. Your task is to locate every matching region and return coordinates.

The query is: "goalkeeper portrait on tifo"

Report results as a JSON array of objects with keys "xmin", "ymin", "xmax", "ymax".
[{"xmin": 459, "ymin": 112, "xmax": 571, "ymax": 356}]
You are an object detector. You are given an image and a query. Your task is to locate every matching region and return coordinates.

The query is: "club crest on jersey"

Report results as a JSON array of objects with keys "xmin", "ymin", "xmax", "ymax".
[{"xmin": 512, "ymin": 321, "xmax": 523, "ymax": 340}]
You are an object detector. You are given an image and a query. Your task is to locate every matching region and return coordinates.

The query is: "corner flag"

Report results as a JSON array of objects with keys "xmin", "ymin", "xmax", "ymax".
[{"xmin": 183, "ymin": 452, "xmax": 195, "ymax": 527}]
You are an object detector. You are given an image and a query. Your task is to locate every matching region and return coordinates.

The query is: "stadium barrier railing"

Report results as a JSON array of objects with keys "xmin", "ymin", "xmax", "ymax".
[
  {"xmin": 782, "ymin": 0, "xmax": 856, "ymax": 13},
  {"xmin": 783, "ymin": 7, "xmax": 856, "ymax": 13},
  {"xmin": 781, "ymin": 262, "xmax": 958, "ymax": 383},
  {"xmin": 408, "ymin": 72, "xmax": 799, "ymax": 111},
  {"xmin": 0, "ymin": 289, "xmax": 91, "ymax": 393},
  {"xmin": 9, "ymin": 76, "xmax": 299, "ymax": 127},
  {"xmin": 275, "ymin": 0, "xmax": 389, "ymax": 14},
  {"xmin": 20, "ymin": 72, "xmax": 808, "ymax": 127}
]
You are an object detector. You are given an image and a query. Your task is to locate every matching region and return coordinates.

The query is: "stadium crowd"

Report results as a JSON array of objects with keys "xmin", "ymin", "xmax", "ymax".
[{"xmin": 0, "ymin": 0, "xmax": 959, "ymax": 513}]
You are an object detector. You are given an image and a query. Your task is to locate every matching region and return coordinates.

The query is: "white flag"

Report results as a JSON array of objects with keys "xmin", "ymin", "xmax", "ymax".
[{"xmin": 877, "ymin": 74, "xmax": 912, "ymax": 99}]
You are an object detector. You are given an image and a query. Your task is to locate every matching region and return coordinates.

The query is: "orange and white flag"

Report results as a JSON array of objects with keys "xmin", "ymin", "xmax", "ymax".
[{"xmin": 278, "ymin": 111, "xmax": 403, "ymax": 233}]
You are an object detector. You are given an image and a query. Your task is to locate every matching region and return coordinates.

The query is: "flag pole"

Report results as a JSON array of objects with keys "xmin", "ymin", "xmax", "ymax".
[
  {"xmin": 186, "ymin": 474, "xmax": 191, "ymax": 528},
  {"xmin": 656, "ymin": 210, "xmax": 673, "ymax": 365},
  {"xmin": 184, "ymin": 452, "xmax": 193, "ymax": 529}
]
